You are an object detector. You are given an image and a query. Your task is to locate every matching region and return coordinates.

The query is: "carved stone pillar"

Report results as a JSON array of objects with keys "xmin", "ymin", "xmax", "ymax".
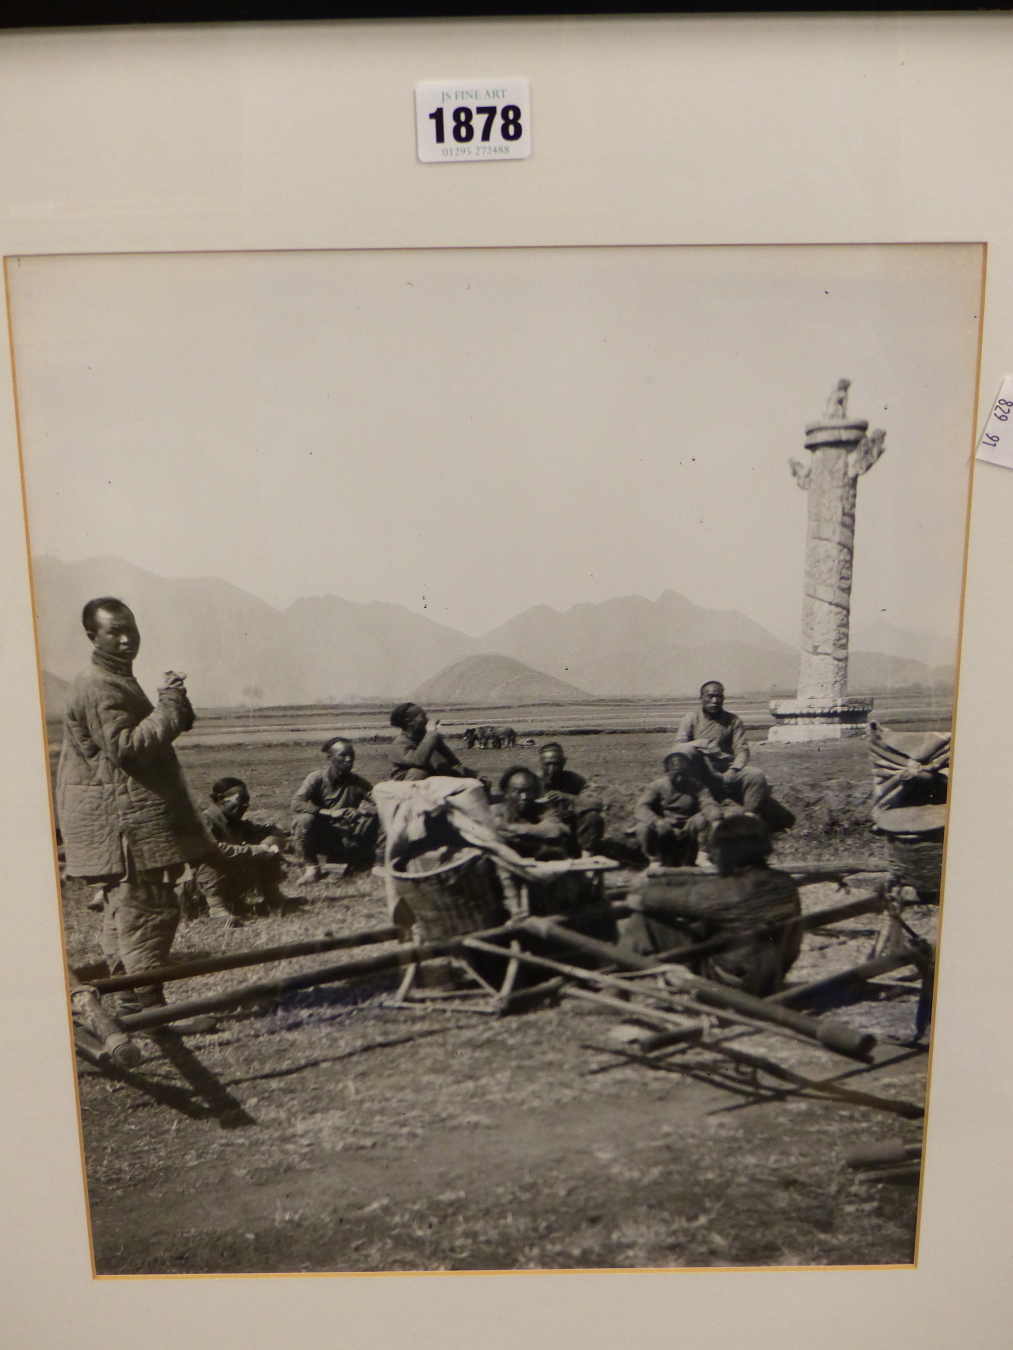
[{"xmin": 769, "ymin": 380, "xmax": 886, "ymax": 743}]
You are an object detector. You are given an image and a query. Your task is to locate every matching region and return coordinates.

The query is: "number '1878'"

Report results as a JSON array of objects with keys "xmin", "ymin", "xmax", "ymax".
[{"xmin": 429, "ymin": 105, "xmax": 523, "ymax": 144}]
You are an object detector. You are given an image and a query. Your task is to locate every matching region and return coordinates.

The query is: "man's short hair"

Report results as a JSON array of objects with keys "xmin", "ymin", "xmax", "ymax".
[
  {"xmin": 663, "ymin": 749, "xmax": 696, "ymax": 771},
  {"xmin": 708, "ymin": 814, "xmax": 771, "ymax": 869},
  {"xmin": 700, "ymin": 680, "xmax": 724, "ymax": 696},
  {"xmin": 210, "ymin": 776, "xmax": 247, "ymax": 801},
  {"xmin": 500, "ymin": 765, "xmax": 539, "ymax": 794},
  {"xmin": 540, "ymin": 742, "xmax": 565, "ymax": 757},
  {"xmin": 82, "ymin": 596, "xmax": 132, "ymax": 636},
  {"xmin": 389, "ymin": 702, "xmax": 416, "ymax": 730},
  {"xmin": 322, "ymin": 736, "xmax": 354, "ymax": 756}
]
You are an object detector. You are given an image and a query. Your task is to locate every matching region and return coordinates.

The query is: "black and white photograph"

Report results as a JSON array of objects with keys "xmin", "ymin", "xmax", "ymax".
[{"xmin": 9, "ymin": 240, "xmax": 980, "ymax": 1276}]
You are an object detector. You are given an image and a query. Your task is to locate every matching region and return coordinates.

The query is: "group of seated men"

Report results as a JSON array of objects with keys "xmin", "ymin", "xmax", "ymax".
[{"xmin": 188, "ymin": 679, "xmax": 791, "ymax": 924}]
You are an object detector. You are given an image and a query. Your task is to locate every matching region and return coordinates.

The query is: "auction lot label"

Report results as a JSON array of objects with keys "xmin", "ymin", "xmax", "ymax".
[
  {"xmin": 975, "ymin": 374, "xmax": 1013, "ymax": 469},
  {"xmin": 415, "ymin": 79, "xmax": 531, "ymax": 163}
]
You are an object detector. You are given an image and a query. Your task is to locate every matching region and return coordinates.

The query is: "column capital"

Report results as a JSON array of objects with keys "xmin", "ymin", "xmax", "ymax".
[{"xmin": 804, "ymin": 418, "xmax": 869, "ymax": 451}]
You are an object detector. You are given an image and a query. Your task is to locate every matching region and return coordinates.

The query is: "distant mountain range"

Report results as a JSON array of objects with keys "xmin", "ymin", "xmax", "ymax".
[
  {"xmin": 33, "ymin": 556, "xmax": 471, "ymax": 708},
  {"xmin": 32, "ymin": 555, "xmax": 956, "ymax": 710}
]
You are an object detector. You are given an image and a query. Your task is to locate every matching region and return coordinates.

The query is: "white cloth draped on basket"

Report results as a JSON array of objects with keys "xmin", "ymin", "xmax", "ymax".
[
  {"xmin": 371, "ymin": 778, "xmax": 594, "ymax": 922},
  {"xmin": 869, "ymin": 722, "xmax": 949, "ymax": 833}
]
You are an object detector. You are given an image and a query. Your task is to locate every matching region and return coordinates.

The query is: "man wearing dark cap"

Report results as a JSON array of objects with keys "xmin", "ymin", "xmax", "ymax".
[{"xmin": 290, "ymin": 737, "xmax": 378, "ymax": 882}]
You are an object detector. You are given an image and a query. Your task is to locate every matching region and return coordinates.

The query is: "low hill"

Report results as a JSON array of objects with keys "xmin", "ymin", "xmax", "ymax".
[{"xmin": 413, "ymin": 654, "xmax": 590, "ymax": 706}]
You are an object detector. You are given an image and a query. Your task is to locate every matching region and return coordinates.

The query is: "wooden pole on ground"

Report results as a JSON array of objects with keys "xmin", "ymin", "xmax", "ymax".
[
  {"xmin": 114, "ymin": 924, "xmax": 521, "ymax": 1032},
  {"xmin": 766, "ymin": 952, "xmax": 916, "ymax": 1006},
  {"xmin": 464, "ymin": 937, "xmax": 860, "ymax": 1054},
  {"xmin": 82, "ymin": 923, "xmax": 402, "ymax": 993},
  {"xmin": 517, "ymin": 917, "xmax": 876, "ymax": 1060},
  {"xmin": 70, "ymin": 985, "xmax": 142, "ymax": 1069}
]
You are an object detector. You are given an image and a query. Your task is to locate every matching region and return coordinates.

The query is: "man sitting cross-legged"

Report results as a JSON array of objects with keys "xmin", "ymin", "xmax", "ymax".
[
  {"xmin": 291, "ymin": 737, "xmax": 379, "ymax": 883},
  {"xmin": 186, "ymin": 777, "xmax": 287, "ymax": 928}
]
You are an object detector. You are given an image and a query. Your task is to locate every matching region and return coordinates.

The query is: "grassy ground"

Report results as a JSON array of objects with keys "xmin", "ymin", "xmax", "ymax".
[{"xmin": 57, "ymin": 726, "xmax": 934, "ymax": 1275}]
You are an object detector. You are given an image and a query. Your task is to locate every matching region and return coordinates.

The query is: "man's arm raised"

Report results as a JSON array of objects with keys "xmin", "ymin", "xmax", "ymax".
[{"xmin": 92, "ymin": 676, "xmax": 195, "ymax": 768}]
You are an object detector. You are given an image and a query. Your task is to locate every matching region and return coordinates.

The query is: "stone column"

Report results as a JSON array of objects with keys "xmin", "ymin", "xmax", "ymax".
[{"xmin": 769, "ymin": 380, "xmax": 886, "ymax": 743}]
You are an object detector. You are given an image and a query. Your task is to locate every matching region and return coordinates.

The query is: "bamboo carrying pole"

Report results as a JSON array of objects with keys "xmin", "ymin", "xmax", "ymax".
[
  {"xmin": 114, "ymin": 925, "xmax": 520, "ymax": 1032},
  {"xmin": 518, "ymin": 917, "xmax": 877, "ymax": 1060},
  {"xmin": 593, "ymin": 1037, "xmax": 924, "ymax": 1119},
  {"xmin": 642, "ymin": 862, "xmax": 888, "ymax": 882},
  {"xmin": 766, "ymin": 952, "xmax": 916, "ymax": 1006},
  {"xmin": 83, "ymin": 923, "xmax": 401, "ymax": 993},
  {"xmin": 464, "ymin": 936, "xmax": 850, "ymax": 1054}
]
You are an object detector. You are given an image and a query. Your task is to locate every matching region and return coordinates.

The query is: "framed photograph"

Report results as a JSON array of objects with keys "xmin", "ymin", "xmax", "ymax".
[{"xmin": 3, "ymin": 14, "xmax": 1013, "ymax": 1350}]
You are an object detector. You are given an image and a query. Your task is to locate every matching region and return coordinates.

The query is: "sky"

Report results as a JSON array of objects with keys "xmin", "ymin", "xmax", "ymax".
[{"xmin": 9, "ymin": 243, "xmax": 981, "ymax": 647}]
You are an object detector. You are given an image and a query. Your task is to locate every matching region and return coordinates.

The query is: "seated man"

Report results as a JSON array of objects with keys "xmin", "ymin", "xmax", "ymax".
[
  {"xmin": 388, "ymin": 703, "xmax": 474, "ymax": 781},
  {"xmin": 491, "ymin": 766, "xmax": 610, "ymax": 934},
  {"xmin": 538, "ymin": 742, "xmax": 607, "ymax": 854},
  {"xmin": 189, "ymin": 777, "xmax": 287, "ymax": 926},
  {"xmin": 291, "ymin": 737, "xmax": 379, "ymax": 882},
  {"xmin": 634, "ymin": 749, "xmax": 727, "ymax": 867},
  {"xmin": 490, "ymin": 766, "xmax": 579, "ymax": 861},
  {"xmin": 674, "ymin": 681, "xmax": 793, "ymax": 829},
  {"xmin": 622, "ymin": 815, "xmax": 802, "ymax": 997}
]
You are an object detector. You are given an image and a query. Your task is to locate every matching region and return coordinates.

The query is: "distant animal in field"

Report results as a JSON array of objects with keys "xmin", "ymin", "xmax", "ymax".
[{"xmin": 465, "ymin": 724, "xmax": 517, "ymax": 749}]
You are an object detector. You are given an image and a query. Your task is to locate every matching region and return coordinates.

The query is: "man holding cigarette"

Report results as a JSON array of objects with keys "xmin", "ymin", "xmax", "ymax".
[{"xmin": 57, "ymin": 597, "xmax": 216, "ymax": 1031}]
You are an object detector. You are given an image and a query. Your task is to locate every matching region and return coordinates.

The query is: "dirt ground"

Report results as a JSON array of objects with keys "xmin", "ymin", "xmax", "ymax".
[{"xmin": 58, "ymin": 727, "xmax": 939, "ymax": 1275}]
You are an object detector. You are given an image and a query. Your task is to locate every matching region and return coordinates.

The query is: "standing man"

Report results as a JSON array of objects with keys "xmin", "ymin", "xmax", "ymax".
[
  {"xmin": 57, "ymin": 597, "xmax": 216, "ymax": 1030},
  {"xmin": 290, "ymin": 737, "xmax": 378, "ymax": 882},
  {"xmin": 673, "ymin": 681, "xmax": 773, "ymax": 815}
]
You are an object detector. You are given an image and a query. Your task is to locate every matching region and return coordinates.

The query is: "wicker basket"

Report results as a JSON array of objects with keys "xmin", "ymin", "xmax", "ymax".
[
  {"xmin": 887, "ymin": 830, "xmax": 945, "ymax": 897},
  {"xmin": 525, "ymin": 869, "xmax": 598, "ymax": 918},
  {"xmin": 390, "ymin": 848, "xmax": 508, "ymax": 941}
]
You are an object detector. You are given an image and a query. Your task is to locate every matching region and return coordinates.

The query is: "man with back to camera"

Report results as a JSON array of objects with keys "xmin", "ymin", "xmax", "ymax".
[{"xmin": 57, "ymin": 597, "xmax": 217, "ymax": 1033}]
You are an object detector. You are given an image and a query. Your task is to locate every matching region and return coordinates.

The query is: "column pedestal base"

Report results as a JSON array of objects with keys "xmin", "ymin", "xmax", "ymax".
[{"xmin": 767, "ymin": 697, "xmax": 872, "ymax": 743}]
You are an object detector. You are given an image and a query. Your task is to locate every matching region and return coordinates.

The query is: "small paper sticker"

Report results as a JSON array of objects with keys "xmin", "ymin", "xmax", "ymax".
[
  {"xmin": 415, "ymin": 79, "xmax": 531, "ymax": 163},
  {"xmin": 975, "ymin": 375, "xmax": 1013, "ymax": 468}
]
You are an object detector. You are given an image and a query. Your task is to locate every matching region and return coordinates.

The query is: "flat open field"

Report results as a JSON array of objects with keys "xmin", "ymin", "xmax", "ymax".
[{"xmin": 56, "ymin": 699, "xmax": 948, "ymax": 1276}]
